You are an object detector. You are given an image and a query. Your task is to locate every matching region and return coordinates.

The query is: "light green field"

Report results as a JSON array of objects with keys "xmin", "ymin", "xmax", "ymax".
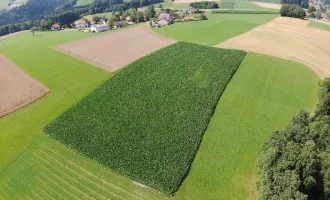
[
  {"xmin": 154, "ymin": 14, "xmax": 278, "ymax": 46},
  {"xmin": 309, "ymin": 21, "xmax": 330, "ymax": 32},
  {"xmin": 0, "ymin": 16, "xmax": 318, "ymax": 199},
  {"xmin": 76, "ymin": 0, "xmax": 94, "ymax": 6},
  {"xmin": 0, "ymin": 0, "xmax": 8, "ymax": 9}
]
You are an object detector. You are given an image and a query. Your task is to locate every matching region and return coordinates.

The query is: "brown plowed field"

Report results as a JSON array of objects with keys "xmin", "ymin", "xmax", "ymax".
[
  {"xmin": 0, "ymin": 55, "xmax": 50, "ymax": 117},
  {"xmin": 216, "ymin": 17, "xmax": 330, "ymax": 78},
  {"xmin": 53, "ymin": 26, "xmax": 177, "ymax": 72}
]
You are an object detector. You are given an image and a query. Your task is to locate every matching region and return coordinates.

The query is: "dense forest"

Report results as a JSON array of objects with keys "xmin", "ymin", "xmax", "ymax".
[
  {"xmin": 258, "ymin": 78, "xmax": 330, "ymax": 200},
  {"xmin": 0, "ymin": 0, "xmax": 161, "ymax": 36}
]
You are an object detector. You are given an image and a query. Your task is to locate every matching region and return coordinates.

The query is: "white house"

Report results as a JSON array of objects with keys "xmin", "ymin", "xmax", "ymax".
[{"xmin": 90, "ymin": 20, "xmax": 109, "ymax": 33}]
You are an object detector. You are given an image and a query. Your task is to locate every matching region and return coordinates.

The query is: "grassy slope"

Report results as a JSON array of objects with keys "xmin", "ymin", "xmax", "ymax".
[
  {"xmin": 76, "ymin": 0, "xmax": 94, "ymax": 6},
  {"xmin": 154, "ymin": 14, "xmax": 278, "ymax": 46},
  {"xmin": 309, "ymin": 21, "xmax": 330, "ymax": 32},
  {"xmin": 174, "ymin": 53, "xmax": 318, "ymax": 200},
  {"xmin": 247, "ymin": 0, "xmax": 280, "ymax": 3}
]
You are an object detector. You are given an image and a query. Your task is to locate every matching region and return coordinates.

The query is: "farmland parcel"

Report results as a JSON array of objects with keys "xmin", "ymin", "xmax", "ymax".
[
  {"xmin": 44, "ymin": 42, "xmax": 246, "ymax": 194},
  {"xmin": 53, "ymin": 26, "xmax": 176, "ymax": 72},
  {"xmin": 217, "ymin": 17, "xmax": 330, "ymax": 78},
  {"xmin": 0, "ymin": 54, "xmax": 49, "ymax": 117}
]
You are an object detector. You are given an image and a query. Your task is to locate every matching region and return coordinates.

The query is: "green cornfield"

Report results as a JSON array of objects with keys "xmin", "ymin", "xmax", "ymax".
[{"xmin": 44, "ymin": 42, "xmax": 246, "ymax": 195}]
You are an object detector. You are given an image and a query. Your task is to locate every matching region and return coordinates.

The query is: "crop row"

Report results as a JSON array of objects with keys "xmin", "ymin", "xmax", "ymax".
[{"xmin": 44, "ymin": 42, "xmax": 246, "ymax": 195}]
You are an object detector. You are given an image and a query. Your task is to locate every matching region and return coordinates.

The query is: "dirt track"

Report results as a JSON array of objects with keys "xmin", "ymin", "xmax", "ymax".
[
  {"xmin": 54, "ymin": 26, "xmax": 176, "ymax": 72},
  {"xmin": 0, "ymin": 55, "xmax": 50, "ymax": 117},
  {"xmin": 216, "ymin": 17, "xmax": 330, "ymax": 78},
  {"xmin": 252, "ymin": 2, "xmax": 281, "ymax": 9}
]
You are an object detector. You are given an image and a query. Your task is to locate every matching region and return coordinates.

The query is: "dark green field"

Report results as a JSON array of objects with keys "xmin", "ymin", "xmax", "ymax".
[{"xmin": 44, "ymin": 42, "xmax": 246, "ymax": 195}]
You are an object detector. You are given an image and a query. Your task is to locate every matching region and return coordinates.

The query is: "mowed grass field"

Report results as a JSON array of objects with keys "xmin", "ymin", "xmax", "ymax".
[
  {"xmin": 76, "ymin": 0, "xmax": 94, "ymax": 6},
  {"xmin": 0, "ymin": 0, "xmax": 8, "ymax": 9},
  {"xmin": 0, "ymin": 15, "xmax": 319, "ymax": 199},
  {"xmin": 309, "ymin": 21, "xmax": 330, "ymax": 32},
  {"xmin": 154, "ymin": 14, "xmax": 278, "ymax": 46}
]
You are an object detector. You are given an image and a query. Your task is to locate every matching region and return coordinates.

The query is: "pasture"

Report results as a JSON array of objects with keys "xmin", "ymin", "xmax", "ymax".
[
  {"xmin": 45, "ymin": 42, "xmax": 246, "ymax": 194},
  {"xmin": 0, "ymin": 0, "xmax": 8, "ymax": 9},
  {"xmin": 0, "ymin": 54, "xmax": 49, "ymax": 117},
  {"xmin": 154, "ymin": 14, "xmax": 278, "ymax": 46},
  {"xmin": 54, "ymin": 26, "xmax": 176, "ymax": 72},
  {"xmin": 76, "ymin": 0, "xmax": 94, "ymax": 6},
  {"xmin": 217, "ymin": 17, "xmax": 330, "ymax": 78}
]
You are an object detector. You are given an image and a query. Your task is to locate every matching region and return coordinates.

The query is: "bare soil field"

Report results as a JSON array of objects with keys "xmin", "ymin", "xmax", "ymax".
[
  {"xmin": 54, "ymin": 26, "xmax": 176, "ymax": 72},
  {"xmin": 216, "ymin": 17, "xmax": 330, "ymax": 78},
  {"xmin": 252, "ymin": 2, "xmax": 281, "ymax": 9},
  {"xmin": 0, "ymin": 55, "xmax": 50, "ymax": 117}
]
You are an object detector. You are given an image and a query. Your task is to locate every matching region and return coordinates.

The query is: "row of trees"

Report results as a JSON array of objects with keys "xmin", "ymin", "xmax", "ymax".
[
  {"xmin": 258, "ymin": 78, "xmax": 330, "ymax": 199},
  {"xmin": 189, "ymin": 1, "xmax": 219, "ymax": 9}
]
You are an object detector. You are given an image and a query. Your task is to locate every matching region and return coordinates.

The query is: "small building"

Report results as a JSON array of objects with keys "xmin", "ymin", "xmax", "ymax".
[
  {"xmin": 113, "ymin": 21, "xmax": 128, "ymax": 29},
  {"xmin": 185, "ymin": 7, "xmax": 197, "ymax": 14},
  {"xmin": 51, "ymin": 24, "xmax": 60, "ymax": 31},
  {"xmin": 127, "ymin": 21, "xmax": 135, "ymax": 25},
  {"xmin": 158, "ymin": 13, "xmax": 174, "ymax": 26},
  {"xmin": 90, "ymin": 20, "xmax": 109, "ymax": 33},
  {"xmin": 74, "ymin": 19, "xmax": 88, "ymax": 29},
  {"xmin": 91, "ymin": 24, "xmax": 109, "ymax": 33},
  {"xmin": 158, "ymin": 19, "xmax": 169, "ymax": 26}
]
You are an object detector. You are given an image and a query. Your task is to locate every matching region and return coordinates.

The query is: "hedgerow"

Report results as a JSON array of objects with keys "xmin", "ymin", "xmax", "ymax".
[
  {"xmin": 212, "ymin": 9, "xmax": 279, "ymax": 14},
  {"xmin": 44, "ymin": 42, "xmax": 246, "ymax": 195}
]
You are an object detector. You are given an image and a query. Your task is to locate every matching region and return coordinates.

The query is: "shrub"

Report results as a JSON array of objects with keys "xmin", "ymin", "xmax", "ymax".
[
  {"xmin": 44, "ymin": 42, "xmax": 246, "ymax": 195},
  {"xmin": 189, "ymin": 1, "xmax": 219, "ymax": 9},
  {"xmin": 200, "ymin": 13, "xmax": 208, "ymax": 20},
  {"xmin": 280, "ymin": 4, "xmax": 306, "ymax": 19}
]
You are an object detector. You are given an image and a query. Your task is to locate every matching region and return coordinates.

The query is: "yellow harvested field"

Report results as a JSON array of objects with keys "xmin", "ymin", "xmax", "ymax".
[
  {"xmin": 252, "ymin": 2, "xmax": 281, "ymax": 9},
  {"xmin": 216, "ymin": 17, "xmax": 330, "ymax": 78},
  {"xmin": 0, "ymin": 55, "xmax": 50, "ymax": 118},
  {"xmin": 53, "ymin": 26, "xmax": 176, "ymax": 72}
]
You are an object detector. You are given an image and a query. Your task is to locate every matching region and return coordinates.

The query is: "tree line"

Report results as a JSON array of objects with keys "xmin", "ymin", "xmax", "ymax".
[
  {"xmin": 189, "ymin": 1, "xmax": 219, "ymax": 9},
  {"xmin": 0, "ymin": 0, "xmax": 161, "ymax": 36},
  {"xmin": 258, "ymin": 78, "xmax": 330, "ymax": 200}
]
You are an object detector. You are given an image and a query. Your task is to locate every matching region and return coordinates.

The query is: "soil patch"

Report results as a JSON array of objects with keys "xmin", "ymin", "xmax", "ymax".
[
  {"xmin": 216, "ymin": 17, "xmax": 330, "ymax": 78},
  {"xmin": 53, "ymin": 26, "xmax": 176, "ymax": 72},
  {"xmin": 0, "ymin": 55, "xmax": 50, "ymax": 117}
]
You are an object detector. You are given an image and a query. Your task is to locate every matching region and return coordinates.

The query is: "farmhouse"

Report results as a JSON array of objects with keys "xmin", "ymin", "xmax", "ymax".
[
  {"xmin": 158, "ymin": 13, "xmax": 173, "ymax": 26},
  {"xmin": 74, "ymin": 19, "xmax": 88, "ymax": 29},
  {"xmin": 90, "ymin": 20, "xmax": 109, "ymax": 33},
  {"xmin": 51, "ymin": 24, "xmax": 60, "ymax": 31}
]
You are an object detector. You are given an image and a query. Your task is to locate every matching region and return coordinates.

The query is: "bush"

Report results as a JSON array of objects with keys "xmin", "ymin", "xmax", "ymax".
[
  {"xmin": 44, "ymin": 42, "xmax": 246, "ymax": 195},
  {"xmin": 280, "ymin": 4, "xmax": 306, "ymax": 19},
  {"xmin": 200, "ymin": 13, "xmax": 208, "ymax": 20},
  {"xmin": 189, "ymin": 1, "xmax": 219, "ymax": 9}
]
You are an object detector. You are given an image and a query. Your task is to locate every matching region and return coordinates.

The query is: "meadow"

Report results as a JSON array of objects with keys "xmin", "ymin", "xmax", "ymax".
[
  {"xmin": 309, "ymin": 21, "xmax": 330, "ymax": 32},
  {"xmin": 154, "ymin": 14, "xmax": 278, "ymax": 46},
  {"xmin": 44, "ymin": 42, "xmax": 246, "ymax": 194},
  {"xmin": 0, "ymin": 0, "xmax": 8, "ymax": 9},
  {"xmin": 0, "ymin": 14, "xmax": 319, "ymax": 200},
  {"xmin": 76, "ymin": 0, "xmax": 94, "ymax": 6}
]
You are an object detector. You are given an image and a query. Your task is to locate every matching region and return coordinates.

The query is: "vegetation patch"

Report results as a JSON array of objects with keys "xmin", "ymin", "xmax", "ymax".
[
  {"xmin": 309, "ymin": 21, "xmax": 330, "ymax": 32},
  {"xmin": 220, "ymin": 2, "xmax": 235, "ymax": 9},
  {"xmin": 44, "ymin": 42, "xmax": 246, "ymax": 195},
  {"xmin": 212, "ymin": 9, "xmax": 279, "ymax": 14}
]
